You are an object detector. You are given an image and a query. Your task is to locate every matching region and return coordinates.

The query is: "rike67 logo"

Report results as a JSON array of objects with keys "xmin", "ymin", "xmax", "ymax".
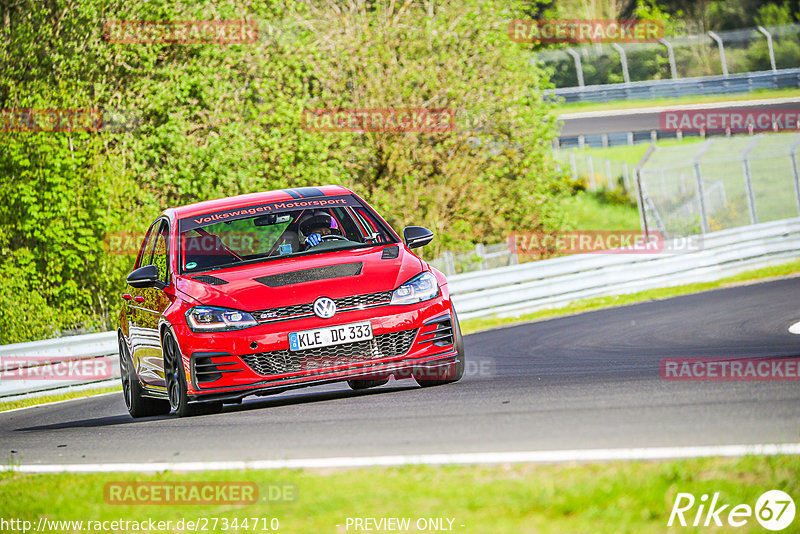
[{"xmin": 668, "ymin": 490, "xmax": 795, "ymax": 531}]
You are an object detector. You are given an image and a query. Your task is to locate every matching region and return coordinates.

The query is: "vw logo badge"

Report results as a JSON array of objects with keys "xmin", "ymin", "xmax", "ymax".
[{"xmin": 313, "ymin": 297, "xmax": 337, "ymax": 319}]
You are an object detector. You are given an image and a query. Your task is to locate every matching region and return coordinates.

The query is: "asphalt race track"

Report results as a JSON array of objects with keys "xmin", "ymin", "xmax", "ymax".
[
  {"xmin": 558, "ymin": 98, "xmax": 800, "ymax": 137},
  {"xmin": 3, "ymin": 278, "xmax": 800, "ymax": 467}
]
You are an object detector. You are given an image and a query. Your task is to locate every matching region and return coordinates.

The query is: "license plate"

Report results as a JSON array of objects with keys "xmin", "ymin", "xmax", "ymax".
[{"xmin": 288, "ymin": 321, "xmax": 373, "ymax": 351}]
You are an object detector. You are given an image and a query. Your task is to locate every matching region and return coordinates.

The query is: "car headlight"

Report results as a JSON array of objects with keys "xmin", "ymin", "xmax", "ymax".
[
  {"xmin": 390, "ymin": 271, "xmax": 439, "ymax": 305},
  {"xmin": 186, "ymin": 306, "xmax": 258, "ymax": 332}
]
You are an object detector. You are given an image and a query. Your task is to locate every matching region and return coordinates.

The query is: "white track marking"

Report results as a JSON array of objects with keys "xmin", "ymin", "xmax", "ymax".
[
  {"xmin": 0, "ymin": 390, "xmax": 120, "ymax": 415},
  {"xmin": 558, "ymin": 96, "xmax": 800, "ymax": 120},
  {"xmin": 788, "ymin": 320, "xmax": 800, "ymax": 334},
  {"xmin": 9, "ymin": 443, "xmax": 800, "ymax": 473}
]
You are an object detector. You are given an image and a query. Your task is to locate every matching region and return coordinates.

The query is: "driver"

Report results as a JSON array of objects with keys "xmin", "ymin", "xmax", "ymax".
[{"xmin": 300, "ymin": 212, "xmax": 342, "ymax": 249}]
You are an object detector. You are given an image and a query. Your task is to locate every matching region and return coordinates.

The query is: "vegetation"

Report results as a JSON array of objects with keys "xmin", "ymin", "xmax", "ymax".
[{"xmin": 0, "ymin": 0, "xmax": 566, "ymax": 343}]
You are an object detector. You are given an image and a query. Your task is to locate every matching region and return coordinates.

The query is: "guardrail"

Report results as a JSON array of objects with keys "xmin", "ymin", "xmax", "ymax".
[
  {"xmin": 0, "ymin": 332, "xmax": 119, "ymax": 399},
  {"xmin": 549, "ymin": 68, "xmax": 800, "ymax": 104},
  {"xmin": 449, "ymin": 218, "xmax": 800, "ymax": 320},
  {"xmin": 1, "ymin": 218, "xmax": 799, "ymax": 399}
]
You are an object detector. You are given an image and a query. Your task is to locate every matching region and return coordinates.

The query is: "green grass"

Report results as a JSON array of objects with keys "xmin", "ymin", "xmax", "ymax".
[
  {"xmin": 554, "ymin": 87, "xmax": 800, "ymax": 115},
  {"xmin": 558, "ymin": 191, "xmax": 640, "ymax": 230},
  {"xmin": 461, "ymin": 259, "xmax": 800, "ymax": 335},
  {"xmin": 559, "ymin": 136, "xmax": 706, "ymax": 168},
  {"xmin": 1, "ymin": 456, "xmax": 798, "ymax": 533},
  {"xmin": 0, "ymin": 385, "xmax": 121, "ymax": 413}
]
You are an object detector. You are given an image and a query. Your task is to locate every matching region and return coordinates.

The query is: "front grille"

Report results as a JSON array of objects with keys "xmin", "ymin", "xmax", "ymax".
[
  {"xmin": 253, "ymin": 291, "xmax": 392, "ymax": 322},
  {"xmin": 240, "ymin": 329, "xmax": 418, "ymax": 376},
  {"xmin": 334, "ymin": 291, "xmax": 392, "ymax": 309}
]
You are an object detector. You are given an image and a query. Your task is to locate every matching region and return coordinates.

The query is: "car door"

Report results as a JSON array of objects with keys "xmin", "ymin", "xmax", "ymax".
[
  {"xmin": 126, "ymin": 221, "xmax": 157, "ymax": 374},
  {"xmin": 129, "ymin": 219, "xmax": 172, "ymax": 388}
]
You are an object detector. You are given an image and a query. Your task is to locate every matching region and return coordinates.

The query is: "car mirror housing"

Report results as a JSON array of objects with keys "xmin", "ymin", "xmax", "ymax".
[
  {"xmin": 127, "ymin": 264, "xmax": 164, "ymax": 289},
  {"xmin": 403, "ymin": 226, "xmax": 434, "ymax": 249}
]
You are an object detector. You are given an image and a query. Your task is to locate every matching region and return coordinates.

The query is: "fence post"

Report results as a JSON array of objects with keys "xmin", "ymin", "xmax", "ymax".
[
  {"xmin": 790, "ymin": 133, "xmax": 800, "ymax": 216},
  {"xmin": 622, "ymin": 162, "xmax": 631, "ymax": 192},
  {"xmin": 605, "ymin": 159, "xmax": 613, "ymax": 189},
  {"xmin": 708, "ymin": 31, "xmax": 729, "ymax": 77},
  {"xmin": 634, "ymin": 144, "xmax": 657, "ymax": 237},
  {"xmin": 611, "ymin": 43, "xmax": 630, "ymax": 84},
  {"xmin": 587, "ymin": 156, "xmax": 596, "ymax": 190},
  {"xmin": 741, "ymin": 136, "xmax": 760, "ymax": 224},
  {"xmin": 566, "ymin": 48, "xmax": 585, "ymax": 87},
  {"xmin": 569, "ymin": 152, "xmax": 578, "ymax": 179},
  {"xmin": 475, "ymin": 243, "xmax": 486, "ymax": 270},
  {"xmin": 756, "ymin": 26, "xmax": 777, "ymax": 73},
  {"xmin": 659, "ymin": 38, "xmax": 678, "ymax": 79},
  {"xmin": 692, "ymin": 140, "xmax": 714, "ymax": 234},
  {"xmin": 443, "ymin": 251, "xmax": 456, "ymax": 277}
]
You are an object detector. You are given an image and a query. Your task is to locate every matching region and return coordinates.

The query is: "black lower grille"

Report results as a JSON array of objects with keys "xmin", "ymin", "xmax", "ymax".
[
  {"xmin": 193, "ymin": 355, "xmax": 246, "ymax": 384},
  {"xmin": 418, "ymin": 315, "xmax": 454, "ymax": 347},
  {"xmin": 240, "ymin": 329, "xmax": 418, "ymax": 376}
]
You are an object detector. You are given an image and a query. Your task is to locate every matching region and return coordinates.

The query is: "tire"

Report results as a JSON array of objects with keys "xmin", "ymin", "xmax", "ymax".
[
  {"xmin": 163, "ymin": 329, "xmax": 222, "ymax": 417},
  {"xmin": 415, "ymin": 308, "xmax": 466, "ymax": 387},
  {"xmin": 347, "ymin": 377, "xmax": 390, "ymax": 390},
  {"xmin": 118, "ymin": 336, "xmax": 170, "ymax": 418}
]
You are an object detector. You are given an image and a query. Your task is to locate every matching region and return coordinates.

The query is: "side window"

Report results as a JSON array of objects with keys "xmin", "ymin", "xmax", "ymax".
[
  {"xmin": 135, "ymin": 221, "xmax": 159, "ymax": 269},
  {"xmin": 152, "ymin": 222, "xmax": 169, "ymax": 285}
]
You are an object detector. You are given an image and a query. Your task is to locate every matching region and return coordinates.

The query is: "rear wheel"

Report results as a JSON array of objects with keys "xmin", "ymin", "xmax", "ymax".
[
  {"xmin": 118, "ymin": 336, "xmax": 170, "ymax": 418},
  {"xmin": 415, "ymin": 308, "xmax": 466, "ymax": 387},
  {"xmin": 163, "ymin": 330, "xmax": 222, "ymax": 417},
  {"xmin": 347, "ymin": 377, "xmax": 389, "ymax": 390}
]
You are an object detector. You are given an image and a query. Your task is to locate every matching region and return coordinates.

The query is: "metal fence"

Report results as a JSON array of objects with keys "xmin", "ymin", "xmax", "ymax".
[
  {"xmin": 449, "ymin": 218, "xmax": 800, "ymax": 320},
  {"xmin": 540, "ymin": 24, "xmax": 800, "ymax": 91},
  {"xmin": 554, "ymin": 150, "xmax": 634, "ymax": 194},
  {"xmin": 551, "ymin": 68, "xmax": 800, "ymax": 104},
  {"xmin": 428, "ymin": 242, "xmax": 518, "ymax": 276},
  {"xmin": 636, "ymin": 132, "xmax": 800, "ymax": 238}
]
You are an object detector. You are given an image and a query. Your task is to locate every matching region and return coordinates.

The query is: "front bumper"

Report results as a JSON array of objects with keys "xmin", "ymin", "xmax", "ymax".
[{"xmin": 172, "ymin": 298, "xmax": 457, "ymax": 401}]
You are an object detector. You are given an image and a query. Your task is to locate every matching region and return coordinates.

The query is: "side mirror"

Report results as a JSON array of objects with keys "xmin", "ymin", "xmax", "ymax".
[
  {"xmin": 127, "ymin": 264, "xmax": 163, "ymax": 289},
  {"xmin": 403, "ymin": 226, "xmax": 434, "ymax": 249}
]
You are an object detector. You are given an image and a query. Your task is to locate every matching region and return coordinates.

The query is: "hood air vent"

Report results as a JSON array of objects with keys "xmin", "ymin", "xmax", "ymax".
[
  {"xmin": 255, "ymin": 262, "xmax": 363, "ymax": 288},
  {"xmin": 381, "ymin": 246, "xmax": 400, "ymax": 259},
  {"xmin": 191, "ymin": 275, "xmax": 229, "ymax": 285}
]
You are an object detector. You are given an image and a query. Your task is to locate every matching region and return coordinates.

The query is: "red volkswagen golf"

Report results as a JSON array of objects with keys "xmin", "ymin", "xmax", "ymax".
[{"xmin": 118, "ymin": 186, "xmax": 465, "ymax": 417}]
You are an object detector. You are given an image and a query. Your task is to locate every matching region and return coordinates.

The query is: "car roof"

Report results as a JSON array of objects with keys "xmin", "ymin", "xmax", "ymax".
[{"xmin": 167, "ymin": 185, "xmax": 354, "ymax": 219}]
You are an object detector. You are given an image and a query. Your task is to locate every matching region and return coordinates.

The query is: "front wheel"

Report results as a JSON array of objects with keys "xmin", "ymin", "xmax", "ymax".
[
  {"xmin": 163, "ymin": 330, "xmax": 222, "ymax": 417},
  {"xmin": 415, "ymin": 308, "xmax": 466, "ymax": 387},
  {"xmin": 119, "ymin": 336, "xmax": 170, "ymax": 418}
]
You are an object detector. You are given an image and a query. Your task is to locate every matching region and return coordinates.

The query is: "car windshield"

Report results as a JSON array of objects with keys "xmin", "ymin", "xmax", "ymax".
[{"xmin": 177, "ymin": 194, "xmax": 396, "ymax": 273}]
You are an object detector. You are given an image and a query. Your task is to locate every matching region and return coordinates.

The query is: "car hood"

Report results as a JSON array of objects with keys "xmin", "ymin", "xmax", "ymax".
[{"xmin": 174, "ymin": 244, "xmax": 425, "ymax": 311}]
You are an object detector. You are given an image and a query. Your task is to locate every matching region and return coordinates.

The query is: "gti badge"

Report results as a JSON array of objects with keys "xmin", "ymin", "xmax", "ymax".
[{"xmin": 313, "ymin": 297, "xmax": 336, "ymax": 319}]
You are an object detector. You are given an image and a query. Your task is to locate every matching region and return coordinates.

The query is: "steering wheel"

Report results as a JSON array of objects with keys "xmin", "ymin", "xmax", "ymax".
[{"xmin": 320, "ymin": 234, "xmax": 348, "ymax": 242}]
